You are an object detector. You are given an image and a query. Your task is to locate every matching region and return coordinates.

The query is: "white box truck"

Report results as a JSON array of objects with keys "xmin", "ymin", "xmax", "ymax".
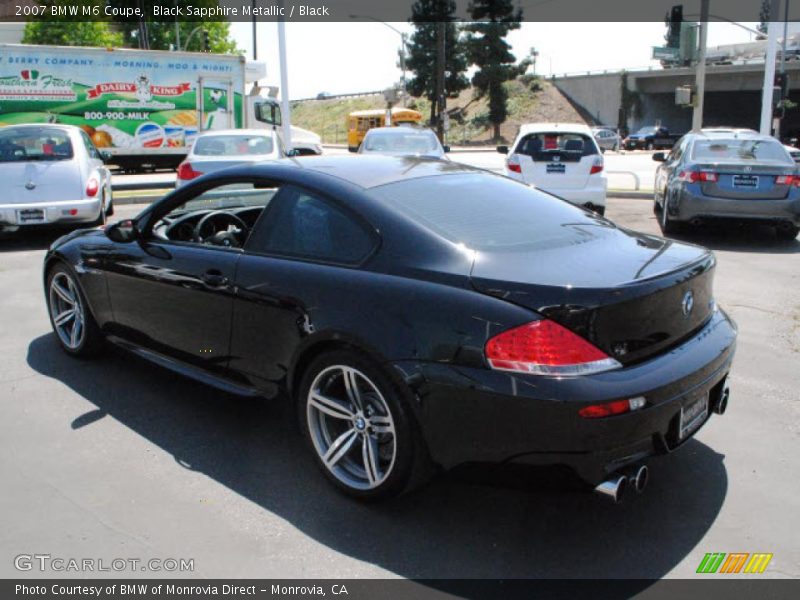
[{"xmin": 0, "ymin": 44, "xmax": 322, "ymax": 171}]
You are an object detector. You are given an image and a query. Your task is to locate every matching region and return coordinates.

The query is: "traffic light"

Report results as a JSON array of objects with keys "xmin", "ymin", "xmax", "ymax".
[
  {"xmin": 202, "ymin": 30, "xmax": 210, "ymax": 53},
  {"xmin": 665, "ymin": 5, "xmax": 683, "ymax": 49}
]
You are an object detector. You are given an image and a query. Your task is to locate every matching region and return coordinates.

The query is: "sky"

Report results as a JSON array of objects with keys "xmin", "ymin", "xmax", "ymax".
[{"xmin": 229, "ymin": 21, "xmax": 774, "ymax": 100}]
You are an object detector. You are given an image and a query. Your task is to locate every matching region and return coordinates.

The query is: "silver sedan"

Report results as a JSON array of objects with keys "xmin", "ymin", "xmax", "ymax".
[
  {"xmin": 175, "ymin": 129, "xmax": 284, "ymax": 188},
  {"xmin": 0, "ymin": 124, "xmax": 113, "ymax": 232}
]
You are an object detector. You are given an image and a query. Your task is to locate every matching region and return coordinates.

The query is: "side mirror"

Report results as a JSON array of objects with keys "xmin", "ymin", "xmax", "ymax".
[
  {"xmin": 496, "ymin": 145, "xmax": 509, "ymax": 155},
  {"xmin": 105, "ymin": 219, "xmax": 138, "ymax": 243},
  {"xmin": 442, "ymin": 145, "xmax": 451, "ymax": 153},
  {"xmin": 100, "ymin": 150, "xmax": 113, "ymax": 163},
  {"xmin": 652, "ymin": 152, "xmax": 666, "ymax": 162}
]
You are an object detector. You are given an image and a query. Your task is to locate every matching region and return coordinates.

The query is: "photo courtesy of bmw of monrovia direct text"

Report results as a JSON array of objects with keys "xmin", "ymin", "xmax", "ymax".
[{"xmin": 0, "ymin": 45, "xmax": 245, "ymax": 158}]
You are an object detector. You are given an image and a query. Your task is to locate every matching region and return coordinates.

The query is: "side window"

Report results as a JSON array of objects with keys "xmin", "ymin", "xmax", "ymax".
[
  {"xmin": 80, "ymin": 131, "xmax": 101, "ymax": 160},
  {"xmin": 247, "ymin": 187, "xmax": 375, "ymax": 264},
  {"xmin": 155, "ymin": 182, "xmax": 280, "ymax": 246}
]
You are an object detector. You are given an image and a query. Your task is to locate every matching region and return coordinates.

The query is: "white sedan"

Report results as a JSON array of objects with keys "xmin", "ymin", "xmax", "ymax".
[
  {"xmin": 175, "ymin": 129, "xmax": 284, "ymax": 188},
  {"xmin": 0, "ymin": 124, "xmax": 113, "ymax": 232},
  {"xmin": 358, "ymin": 127, "xmax": 449, "ymax": 159}
]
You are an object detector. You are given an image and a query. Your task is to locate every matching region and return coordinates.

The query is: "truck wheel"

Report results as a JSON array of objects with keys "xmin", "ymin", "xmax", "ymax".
[{"xmin": 646, "ymin": 141, "xmax": 655, "ymax": 151}]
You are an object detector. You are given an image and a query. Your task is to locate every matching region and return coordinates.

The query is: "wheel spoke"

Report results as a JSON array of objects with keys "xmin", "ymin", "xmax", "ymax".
[
  {"xmin": 70, "ymin": 317, "xmax": 82, "ymax": 347},
  {"xmin": 370, "ymin": 415, "xmax": 394, "ymax": 435},
  {"xmin": 309, "ymin": 392, "xmax": 354, "ymax": 420},
  {"xmin": 362, "ymin": 434, "xmax": 381, "ymax": 485},
  {"xmin": 54, "ymin": 309, "xmax": 75, "ymax": 327},
  {"xmin": 323, "ymin": 428, "xmax": 358, "ymax": 468},
  {"xmin": 52, "ymin": 281, "xmax": 75, "ymax": 305},
  {"xmin": 342, "ymin": 367, "xmax": 364, "ymax": 411}
]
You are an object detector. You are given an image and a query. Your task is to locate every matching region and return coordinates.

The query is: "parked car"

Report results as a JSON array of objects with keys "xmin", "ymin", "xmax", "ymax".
[
  {"xmin": 784, "ymin": 144, "xmax": 800, "ymax": 165},
  {"xmin": 43, "ymin": 156, "xmax": 736, "ymax": 503},
  {"xmin": 591, "ymin": 127, "xmax": 621, "ymax": 152},
  {"xmin": 624, "ymin": 126, "xmax": 683, "ymax": 150},
  {"xmin": 653, "ymin": 132, "xmax": 800, "ymax": 239},
  {"xmin": 358, "ymin": 127, "xmax": 449, "ymax": 159},
  {"xmin": 175, "ymin": 129, "xmax": 284, "ymax": 188},
  {"xmin": 701, "ymin": 127, "xmax": 758, "ymax": 136},
  {"xmin": 498, "ymin": 123, "xmax": 607, "ymax": 215},
  {"xmin": 0, "ymin": 124, "xmax": 113, "ymax": 233}
]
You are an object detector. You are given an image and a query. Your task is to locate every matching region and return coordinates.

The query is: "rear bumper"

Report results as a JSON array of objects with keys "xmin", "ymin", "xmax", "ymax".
[
  {"xmin": 392, "ymin": 307, "xmax": 736, "ymax": 485},
  {"xmin": 671, "ymin": 186, "xmax": 800, "ymax": 225},
  {"xmin": 0, "ymin": 199, "xmax": 102, "ymax": 226},
  {"xmin": 542, "ymin": 182, "xmax": 607, "ymax": 208}
]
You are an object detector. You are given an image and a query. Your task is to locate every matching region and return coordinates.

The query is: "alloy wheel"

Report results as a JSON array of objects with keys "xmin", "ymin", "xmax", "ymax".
[
  {"xmin": 49, "ymin": 272, "xmax": 85, "ymax": 350},
  {"xmin": 306, "ymin": 365, "xmax": 396, "ymax": 491}
]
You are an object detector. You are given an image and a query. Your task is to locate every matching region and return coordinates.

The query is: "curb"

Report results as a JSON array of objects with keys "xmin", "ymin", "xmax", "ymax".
[
  {"xmin": 608, "ymin": 190, "xmax": 653, "ymax": 200},
  {"xmin": 113, "ymin": 189, "xmax": 171, "ymax": 205}
]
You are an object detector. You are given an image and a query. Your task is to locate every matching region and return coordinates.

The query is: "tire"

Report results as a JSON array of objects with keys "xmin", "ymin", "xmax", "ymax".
[
  {"xmin": 297, "ymin": 349, "xmax": 429, "ymax": 501},
  {"xmin": 659, "ymin": 194, "xmax": 679, "ymax": 235},
  {"xmin": 776, "ymin": 224, "xmax": 800, "ymax": 241},
  {"xmin": 105, "ymin": 189, "xmax": 114, "ymax": 217},
  {"xmin": 594, "ymin": 205, "xmax": 606, "ymax": 217},
  {"xmin": 646, "ymin": 141, "xmax": 655, "ymax": 151},
  {"xmin": 90, "ymin": 193, "xmax": 107, "ymax": 227},
  {"xmin": 46, "ymin": 263, "xmax": 104, "ymax": 357}
]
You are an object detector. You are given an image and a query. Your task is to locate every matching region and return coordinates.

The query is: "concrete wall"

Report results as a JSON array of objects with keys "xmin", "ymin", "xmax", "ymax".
[
  {"xmin": 0, "ymin": 24, "xmax": 25, "ymax": 45},
  {"xmin": 551, "ymin": 72, "xmax": 622, "ymax": 128}
]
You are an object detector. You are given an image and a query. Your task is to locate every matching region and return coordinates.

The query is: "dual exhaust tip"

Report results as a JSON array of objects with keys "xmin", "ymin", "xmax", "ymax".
[{"xmin": 594, "ymin": 465, "xmax": 649, "ymax": 503}]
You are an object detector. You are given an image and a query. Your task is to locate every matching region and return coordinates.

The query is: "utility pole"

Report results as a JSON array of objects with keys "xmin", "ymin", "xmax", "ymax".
[
  {"xmin": 435, "ymin": 21, "xmax": 446, "ymax": 142},
  {"xmin": 776, "ymin": 0, "xmax": 790, "ymax": 137},
  {"xmin": 691, "ymin": 0, "xmax": 709, "ymax": 131},
  {"xmin": 252, "ymin": 0, "xmax": 258, "ymax": 60},
  {"xmin": 277, "ymin": 17, "xmax": 292, "ymax": 152},
  {"xmin": 760, "ymin": 0, "xmax": 781, "ymax": 135}
]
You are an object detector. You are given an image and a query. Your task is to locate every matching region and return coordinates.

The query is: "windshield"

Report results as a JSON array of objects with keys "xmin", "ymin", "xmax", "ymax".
[
  {"xmin": 193, "ymin": 135, "xmax": 275, "ymax": 157},
  {"xmin": 363, "ymin": 130, "xmax": 442, "ymax": 155},
  {"xmin": 692, "ymin": 139, "xmax": 792, "ymax": 164},
  {"xmin": 0, "ymin": 128, "xmax": 73, "ymax": 162},
  {"xmin": 635, "ymin": 127, "xmax": 658, "ymax": 135},
  {"xmin": 370, "ymin": 173, "xmax": 599, "ymax": 251}
]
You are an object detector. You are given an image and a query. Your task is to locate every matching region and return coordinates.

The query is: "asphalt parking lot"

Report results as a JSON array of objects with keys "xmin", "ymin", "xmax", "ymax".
[{"xmin": 0, "ymin": 197, "xmax": 798, "ymax": 581}]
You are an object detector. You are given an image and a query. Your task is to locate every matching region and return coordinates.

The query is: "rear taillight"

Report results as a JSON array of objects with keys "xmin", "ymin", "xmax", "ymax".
[
  {"xmin": 775, "ymin": 174, "xmax": 800, "ymax": 186},
  {"xmin": 177, "ymin": 162, "xmax": 203, "ymax": 181},
  {"xmin": 578, "ymin": 396, "xmax": 646, "ymax": 419},
  {"xmin": 506, "ymin": 157, "xmax": 522, "ymax": 173},
  {"xmin": 678, "ymin": 170, "xmax": 717, "ymax": 183},
  {"xmin": 85, "ymin": 177, "xmax": 99, "ymax": 197},
  {"xmin": 590, "ymin": 156, "xmax": 604, "ymax": 174},
  {"xmin": 485, "ymin": 319, "xmax": 622, "ymax": 376}
]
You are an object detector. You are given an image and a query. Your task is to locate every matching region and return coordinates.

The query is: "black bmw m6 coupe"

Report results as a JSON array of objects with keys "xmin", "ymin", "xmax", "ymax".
[{"xmin": 43, "ymin": 156, "xmax": 736, "ymax": 502}]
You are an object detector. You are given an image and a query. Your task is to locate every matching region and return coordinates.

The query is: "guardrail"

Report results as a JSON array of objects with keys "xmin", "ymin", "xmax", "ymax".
[
  {"xmin": 291, "ymin": 90, "xmax": 384, "ymax": 103},
  {"xmin": 607, "ymin": 170, "xmax": 642, "ymax": 191}
]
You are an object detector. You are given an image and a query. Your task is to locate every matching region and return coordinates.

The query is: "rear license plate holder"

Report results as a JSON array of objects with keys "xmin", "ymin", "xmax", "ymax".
[
  {"xmin": 679, "ymin": 393, "xmax": 709, "ymax": 440},
  {"xmin": 546, "ymin": 163, "xmax": 566, "ymax": 174},
  {"xmin": 732, "ymin": 174, "xmax": 758, "ymax": 188},
  {"xmin": 16, "ymin": 208, "xmax": 45, "ymax": 224}
]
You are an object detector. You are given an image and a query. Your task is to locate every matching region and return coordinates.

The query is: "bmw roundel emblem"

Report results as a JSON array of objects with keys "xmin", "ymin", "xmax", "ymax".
[{"xmin": 682, "ymin": 291, "xmax": 694, "ymax": 317}]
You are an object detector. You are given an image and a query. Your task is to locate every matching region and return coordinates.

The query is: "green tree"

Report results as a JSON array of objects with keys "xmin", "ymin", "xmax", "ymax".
[
  {"xmin": 22, "ymin": 1, "xmax": 121, "ymax": 47},
  {"xmin": 405, "ymin": 0, "xmax": 469, "ymax": 126},
  {"xmin": 464, "ymin": 0, "xmax": 527, "ymax": 141},
  {"xmin": 112, "ymin": 1, "xmax": 239, "ymax": 52}
]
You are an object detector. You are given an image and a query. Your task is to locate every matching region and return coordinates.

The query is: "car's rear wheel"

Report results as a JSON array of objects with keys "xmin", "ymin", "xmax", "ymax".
[
  {"xmin": 105, "ymin": 190, "xmax": 114, "ymax": 217},
  {"xmin": 46, "ymin": 264, "xmax": 103, "ymax": 357},
  {"xmin": 298, "ymin": 350, "xmax": 425, "ymax": 500},
  {"xmin": 660, "ymin": 194, "xmax": 679, "ymax": 235}
]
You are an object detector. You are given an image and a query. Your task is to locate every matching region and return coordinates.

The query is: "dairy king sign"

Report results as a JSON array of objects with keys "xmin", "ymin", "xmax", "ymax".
[
  {"xmin": 86, "ymin": 74, "xmax": 191, "ymax": 110},
  {"xmin": 0, "ymin": 69, "xmax": 76, "ymax": 101}
]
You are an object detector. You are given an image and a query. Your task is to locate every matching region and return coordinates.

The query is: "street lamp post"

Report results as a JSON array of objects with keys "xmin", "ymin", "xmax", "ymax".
[{"xmin": 350, "ymin": 16, "xmax": 408, "ymax": 106}]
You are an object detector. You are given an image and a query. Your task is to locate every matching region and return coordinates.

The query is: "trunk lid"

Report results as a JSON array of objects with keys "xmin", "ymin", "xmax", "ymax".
[
  {"xmin": 695, "ymin": 162, "xmax": 794, "ymax": 200},
  {"xmin": 470, "ymin": 226, "xmax": 716, "ymax": 365},
  {"xmin": 7, "ymin": 160, "xmax": 83, "ymax": 203}
]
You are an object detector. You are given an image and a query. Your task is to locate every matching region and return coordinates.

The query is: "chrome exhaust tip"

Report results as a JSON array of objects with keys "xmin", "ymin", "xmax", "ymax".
[
  {"xmin": 713, "ymin": 381, "xmax": 730, "ymax": 415},
  {"xmin": 631, "ymin": 465, "xmax": 649, "ymax": 493},
  {"xmin": 594, "ymin": 475, "xmax": 628, "ymax": 503}
]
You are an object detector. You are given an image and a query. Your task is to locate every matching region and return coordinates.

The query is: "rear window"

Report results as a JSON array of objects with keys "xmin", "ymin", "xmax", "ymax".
[
  {"xmin": 370, "ymin": 173, "xmax": 599, "ymax": 250},
  {"xmin": 364, "ymin": 130, "xmax": 441, "ymax": 154},
  {"xmin": 691, "ymin": 139, "xmax": 792, "ymax": 164},
  {"xmin": 514, "ymin": 132, "xmax": 597, "ymax": 162},
  {"xmin": 193, "ymin": 135, "xmax": 274, "ymax": 156},
  {"xmin": 0, "ymin": 127, "xmax": 73, "ymax": 162}
]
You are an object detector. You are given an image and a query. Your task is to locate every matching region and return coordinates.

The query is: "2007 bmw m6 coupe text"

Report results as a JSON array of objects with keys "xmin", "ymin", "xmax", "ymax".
[{"xmin": 43, "ymin": 156, "xmax": 736, "ymax": 502}]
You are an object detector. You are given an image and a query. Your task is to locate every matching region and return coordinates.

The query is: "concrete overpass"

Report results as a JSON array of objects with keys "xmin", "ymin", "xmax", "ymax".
[{"xmin": 553, "ymin": 62, "xmax": 800, "ymax": 139}]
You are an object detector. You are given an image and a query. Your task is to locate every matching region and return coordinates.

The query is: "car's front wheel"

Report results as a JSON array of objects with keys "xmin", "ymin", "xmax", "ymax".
[
  {"xmin": 46, "ymin": 263, "xmax": 103, "ymax": 356},
  {"xmin": 298, "ymin": 350, "xmax": 425, "ymax": 500}
]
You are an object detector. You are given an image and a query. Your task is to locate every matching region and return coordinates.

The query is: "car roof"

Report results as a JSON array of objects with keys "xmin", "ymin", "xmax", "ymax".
[
  {"xmin": 687, "ymin": 131, "xmax": 777, "ymax": 142},
  {"xmin": 518, "ymin": 122, "xmax": 592, "ymax": 136},
  {"xmin": 252, "ymin": 155, "xmax": 481, "ymax": 189},
  {"xmin": 0, "ymin": 123, "xmax": 79, "ymax": 134},
  {"xmin": 194, "ymin": 129, "xmax": 277, "ymax": 138},
  {"xmin": 364, "ymin": 127, "xmax": 436, "ymax": 136}
]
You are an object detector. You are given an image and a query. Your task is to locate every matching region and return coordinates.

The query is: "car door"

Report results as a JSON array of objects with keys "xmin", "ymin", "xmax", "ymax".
[
  {"xmin": 103, "ymin": 181, "xmax": 273, "ymax": 375},
  {"xmin": 228, "ymin": 185, "xmax": 378, "ymax": 394}
]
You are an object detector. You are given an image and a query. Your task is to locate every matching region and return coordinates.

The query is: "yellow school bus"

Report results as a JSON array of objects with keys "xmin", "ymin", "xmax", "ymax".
[{"xmin": 347, "ymin": 108, "xmax": 424, "ymax": 152}]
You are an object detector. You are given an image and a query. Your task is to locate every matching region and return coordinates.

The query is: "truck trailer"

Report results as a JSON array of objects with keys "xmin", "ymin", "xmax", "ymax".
[{"xmin": 0, "ymin": 44, "xmax": 322, "ymax": 171}]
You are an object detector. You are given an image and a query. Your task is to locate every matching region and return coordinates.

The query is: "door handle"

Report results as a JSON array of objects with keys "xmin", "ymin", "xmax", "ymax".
[{"xmin": 202, "ymin": 270, "xmax": 229, "ymax": 287}]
